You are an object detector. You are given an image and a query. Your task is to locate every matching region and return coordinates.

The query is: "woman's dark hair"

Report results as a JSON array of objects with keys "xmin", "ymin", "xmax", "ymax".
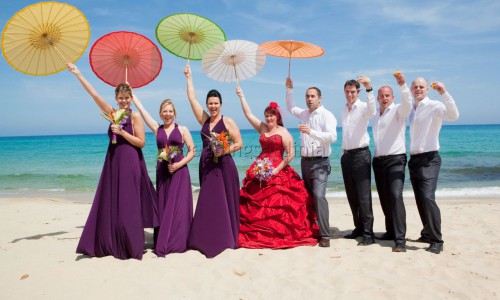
[
  {"xmin": 264, "ymin": 102, "xmax": 284, "ymax": 127},
  {"xmin": 206, "ymin": 89, "xmax": 222, "ymax": 104}
]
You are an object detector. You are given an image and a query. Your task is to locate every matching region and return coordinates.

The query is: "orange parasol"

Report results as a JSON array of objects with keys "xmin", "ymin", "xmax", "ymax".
[{"xmin": 260, "ymin": 40, "xmax": 324, "ymax": 77}]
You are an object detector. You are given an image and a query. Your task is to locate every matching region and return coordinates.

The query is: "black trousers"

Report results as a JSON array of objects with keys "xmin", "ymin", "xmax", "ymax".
[
  {"xmin": 408, "ymin": 151, "xmax": 443, "ymax": 244},
  {"xmin": 373, "ymin": 154, "xmax": 407, "ymax": 244},
  {"xmin": 341, "ymin": 148, "xmax": 374, "ymax": 238}
]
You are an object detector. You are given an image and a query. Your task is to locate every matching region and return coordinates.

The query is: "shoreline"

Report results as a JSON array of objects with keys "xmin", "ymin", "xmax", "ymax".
[
  {"xmin": 1, "ymin": 195, "xmax": 499, "ymax": 299},
  {"xmin": 2, "ymin": 187, "xmax": 499, "ymax": 203}
]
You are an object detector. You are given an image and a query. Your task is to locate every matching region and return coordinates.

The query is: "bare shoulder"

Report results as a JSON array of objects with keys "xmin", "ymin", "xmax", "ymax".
[
  {"xmin": 178, "ymin": 125, "xmax": 191, "ymax": 134},
  {"xmin": 223, "ymin": 116, "xmax": 238, "ymax": 128},
  {"xmin": 131, "ymin": 111, "xmax": 142, "ymax": 120},
  {"xmin": 279, "ymin": 126, "xmax": 290, "ymax": 134}
]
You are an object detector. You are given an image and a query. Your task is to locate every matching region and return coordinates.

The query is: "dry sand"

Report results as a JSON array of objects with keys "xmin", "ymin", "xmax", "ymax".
[{"xmin": 0, "ymin": 196, "xmax": 499, "ymax": 299}]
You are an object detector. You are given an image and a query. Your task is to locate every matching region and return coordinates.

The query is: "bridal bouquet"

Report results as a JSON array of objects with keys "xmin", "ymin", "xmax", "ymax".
[
  {"xmin": 157, "ymin": 145, "xmax": 181, "ymax": 163},
  {"xmin": 100, "ymin": 109, "xmax": 129, "ymax": 144},
  {"xmin": 206, "ymin": 131, "xmax": 233, "ymax": 163},
  {"xmin": 252, "ymin": 157, "xmax": 274, "ymax": 185}
]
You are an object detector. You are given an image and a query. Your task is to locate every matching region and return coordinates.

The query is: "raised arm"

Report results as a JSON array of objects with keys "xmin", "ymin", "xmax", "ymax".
[
  {"xmin": 131, "ymin": 93, "xmax": 160, "ymax": 135},
  {"xmin": 67, "ymin": 63, "xmax": 113, "ymax": 114},
  {"xmin": 285, "ymin": 77, "xmax": 304, "ymax": 117},
  {"xmin": 358, "ymin": 75, "xmax": 376, "ymax": 118},
  {"xmin": 431, "ymin": 82, "xmax": 459, "ymax": 121},
  {"xmin": 394, "ymin": 72, "xmax": 412, "ymax": 118},
  {"xmin": 236, "ymin": 85, "xmax": 265, "ymax": 133},
  {"xmin": 273, "ymin": 129, "xmax": 295, "ymax": 175},
  {"xmin": 184, "ymin": 65, "xmax": 209, "ymax": 125}
]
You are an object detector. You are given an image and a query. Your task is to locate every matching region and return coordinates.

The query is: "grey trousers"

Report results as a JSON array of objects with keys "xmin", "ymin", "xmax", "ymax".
[
  {"xmin": 301, "ymin": 157, "xmax": 331, "ymax": 239},
  {"xmin": 341, "ymin": 149, "xmax": 374, "ymax": 238},
  {"xmin": 373, "ymin": 154, "xmax": 407, "ymax": 244},
  {"xmin": 409, "ymin": 151, "xmax": 443, "ymax": 244}
]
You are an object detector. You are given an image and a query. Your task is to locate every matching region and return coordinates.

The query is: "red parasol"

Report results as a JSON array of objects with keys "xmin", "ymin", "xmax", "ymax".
[{"xmin": 89, "ymin": 31, "xmax": 162, "ymax": 88}]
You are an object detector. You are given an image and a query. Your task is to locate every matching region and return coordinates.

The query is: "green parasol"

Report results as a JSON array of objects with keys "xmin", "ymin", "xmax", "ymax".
[{"xmin": 155, "ymin": 13, "xmax": 226, "ymax": 64}]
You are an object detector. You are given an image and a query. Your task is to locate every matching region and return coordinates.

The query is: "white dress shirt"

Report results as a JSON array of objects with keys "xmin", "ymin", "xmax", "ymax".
[
  {"xmin": 408, "ymin": 86, "xmax": 459, "ymax": 154},
  {"xmin": 341, "ymin": 92, "xmax": 376, "ymax": 151},
  {"xmin": 286, "ymin": 88, "xmax": 337, "ymax": 157},
  {"xmin": 372, "ymin": 85, "xmax": 412, "ymax": 157}
]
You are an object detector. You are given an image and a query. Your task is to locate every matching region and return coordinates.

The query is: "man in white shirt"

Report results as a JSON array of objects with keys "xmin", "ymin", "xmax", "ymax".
[
  {"xmin": 371, "ymin": 72, "xmax": 412, "ymax": 252},
  {"xmin": 286, "ymin": 77, "xmax": 337, "ymax": 248},
  {"xmin": 404, "ymin": 75, "xmax": 459, "ymax": 254},
  {"xmin": 341, "ymin": 76, "xmax": 376, "ymax": 246}
]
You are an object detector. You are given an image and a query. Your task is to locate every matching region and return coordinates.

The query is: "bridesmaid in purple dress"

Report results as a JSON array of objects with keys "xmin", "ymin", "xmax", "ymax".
[
  {"xmin": 184, "ymin": 65, "xmax": 243, "ymax": 258},
  {"xmin": 132, "ymin": 96, "xmax": 195, "ymax": 257},
  {"xmin": 67, "ymin": 63, "xmax": 158, "ymax": 260}
]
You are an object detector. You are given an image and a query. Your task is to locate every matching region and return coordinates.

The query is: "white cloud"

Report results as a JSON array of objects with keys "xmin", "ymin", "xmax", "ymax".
[
  {"xmin": 364, "ymin": 0, "xmax": 500, "ymax": 36},
  {"xmin": 234, "ymin": 12, "xmax": 303, "ymax": 36}
]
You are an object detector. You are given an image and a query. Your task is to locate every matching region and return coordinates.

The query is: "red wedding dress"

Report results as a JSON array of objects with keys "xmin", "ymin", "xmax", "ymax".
[{"xmin": 238, "ymin": 133, "xmax": 318, "ymax": 249}]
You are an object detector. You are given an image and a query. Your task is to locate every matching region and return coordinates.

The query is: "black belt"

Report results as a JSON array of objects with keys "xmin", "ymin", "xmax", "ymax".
[
  {"xmin": 410, "ymin": 151, "xmax": 438, "ymax": 158},
  {"xmin": 301, "ymin": 156, "xmax": 328, "ymax": 161},
  {"xmin": 374, "ymin": 153, "xmax": 406, "ymax": 161},
  {"xmin": 343, "ymin": 146, "xmax": 369, "ymax": 155}
]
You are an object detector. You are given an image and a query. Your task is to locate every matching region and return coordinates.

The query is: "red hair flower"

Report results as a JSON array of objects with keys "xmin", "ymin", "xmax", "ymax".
[{"xmin": 269, "ymin": 102, "xmax": 279, "ymax": 109}]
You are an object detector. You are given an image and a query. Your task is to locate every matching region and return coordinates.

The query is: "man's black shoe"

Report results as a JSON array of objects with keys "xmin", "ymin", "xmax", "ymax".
[
  {"xmin": 426, "ymin": 243, "xmax": 443, "ymax": 254},
  {"xmin": 344, "ymin": 230, "xmax": 362, "ymax": 239},
  {"xmin": 357, "ymin": 236, "xmax": 375, "ymax": 246},
  {"xmin": 375, "ymin": 232, "xmax": 394, "ymax": 240},
  {"xmin": 407, "ymin": 236, "xmax": 432, "ymax": 243},
  {"xmin": 392, "ymin": 242, "xmax": 406, "ymax": 252}
]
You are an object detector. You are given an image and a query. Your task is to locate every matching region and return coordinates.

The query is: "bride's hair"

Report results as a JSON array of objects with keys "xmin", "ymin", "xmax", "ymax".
[{"xmin": 264, "ymin": 102, "xmax": 283, "ymax": 127}]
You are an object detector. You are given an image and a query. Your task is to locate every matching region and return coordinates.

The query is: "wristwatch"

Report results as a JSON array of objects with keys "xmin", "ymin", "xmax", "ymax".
[{"xmin": 366, "ymin": 87, "xmax": 373, "ymax": 92}]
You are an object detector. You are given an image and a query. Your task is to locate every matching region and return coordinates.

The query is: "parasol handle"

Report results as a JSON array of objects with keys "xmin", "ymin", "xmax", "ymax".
[
  {"xmin": 187, "ymin": 40, "xmax": 192, "ymax": 66},
  {"xmin": 45, "ymin": 36, "xmax": 69, "ymax": 64},
  {"xmin": 53, "ymin": 45, "xmax": 69, "ymax": 63},
  {"xmin": 288, "ymin": 40, "xmax": 293, "ymax": 78},
  {"xmin": 125, "ymin": 65, "xmax": 128, "ymax": 84},
  {"xmin": 232, "ymin": 56, "xmax": 239, "ymax": 85}
]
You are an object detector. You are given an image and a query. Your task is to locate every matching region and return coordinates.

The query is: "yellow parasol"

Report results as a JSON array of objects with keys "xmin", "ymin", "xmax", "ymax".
[{"xmin": 1, "ymin": 1, "xmax": 90, "ymax": 76}]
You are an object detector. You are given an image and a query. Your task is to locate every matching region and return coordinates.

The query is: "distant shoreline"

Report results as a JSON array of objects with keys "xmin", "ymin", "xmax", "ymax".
[{"xmin": 1, "ymin": 123, "xmax": 499, "ymax": 138}]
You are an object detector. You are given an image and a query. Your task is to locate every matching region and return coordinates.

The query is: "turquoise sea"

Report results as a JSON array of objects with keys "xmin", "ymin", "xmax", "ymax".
[{"xmin": 1, "ymin": 124, "xmax": 499, "ymax": 201}]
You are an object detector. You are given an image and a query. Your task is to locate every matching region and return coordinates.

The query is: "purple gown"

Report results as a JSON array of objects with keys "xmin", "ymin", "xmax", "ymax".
[
  {"xmin": 154, "ymin": 124, "xmax": 193, "ymax": 257},
  {"xmin": 76, "ymin": 110, "xmax": 159, "ymax": 260},
  {"xmin": 188, "ymin": 116, "xmax": 240, "ymax": 258}
]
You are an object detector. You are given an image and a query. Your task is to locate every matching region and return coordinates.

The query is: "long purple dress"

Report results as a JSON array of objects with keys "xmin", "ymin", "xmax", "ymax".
[
  {"xmin": 155, "ymin": 124, "xmax": 193, "ymax": 257},
  {"xmin": 76, "ymin": 110, "xmax": 159, "ymax": 260},
  {"xmin": 188, "ymin": 116, "xmax": 240, "ymax": 258}
]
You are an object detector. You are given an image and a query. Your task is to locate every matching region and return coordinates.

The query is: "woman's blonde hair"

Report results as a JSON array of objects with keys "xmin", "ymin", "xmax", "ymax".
[{"xmin": 159, "ymin": 99, "xmax": 176, "ymax": 117}]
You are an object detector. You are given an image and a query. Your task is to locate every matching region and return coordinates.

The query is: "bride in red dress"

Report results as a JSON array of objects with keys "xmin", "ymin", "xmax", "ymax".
[{"xmin": 236, "ymin": 86, "xmax": 318, "ymax": 249}]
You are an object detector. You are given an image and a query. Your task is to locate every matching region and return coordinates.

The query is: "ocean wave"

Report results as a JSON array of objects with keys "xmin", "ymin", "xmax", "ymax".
[
  {"xmin": 449, "ymin": 165, "xmax": 500, "ymax": 176},
  {"xmin": 326, "ymin": 187, "xmax": 500, "ymax": 199}
]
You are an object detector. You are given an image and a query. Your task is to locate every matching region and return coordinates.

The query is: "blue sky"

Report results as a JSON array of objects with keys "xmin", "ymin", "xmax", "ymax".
[{"xmin": 1, "ymin": 0, "xmax": 499, "ymax": 137}]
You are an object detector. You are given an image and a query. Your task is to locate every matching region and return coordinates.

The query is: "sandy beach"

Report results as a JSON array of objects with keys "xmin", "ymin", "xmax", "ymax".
[{"xmin": 0, "ymin": 195, "xmax": 499, "ymax": 299}]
